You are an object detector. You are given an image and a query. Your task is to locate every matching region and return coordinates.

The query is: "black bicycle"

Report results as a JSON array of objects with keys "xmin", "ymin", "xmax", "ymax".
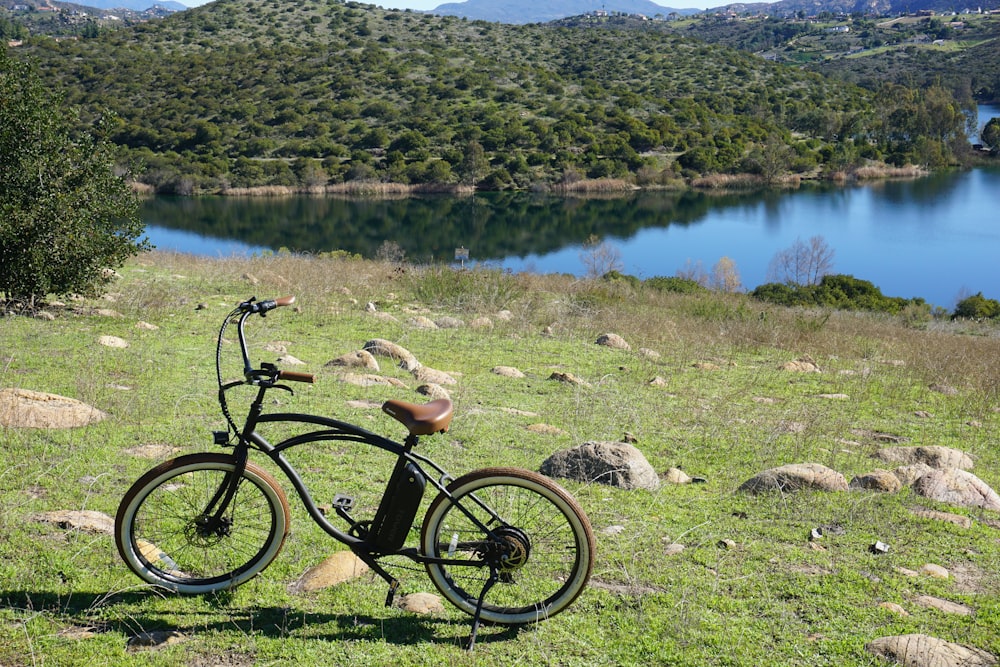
[{"xmin": 115, "ymin": 296, "xmax": 595, "ymax": 649}]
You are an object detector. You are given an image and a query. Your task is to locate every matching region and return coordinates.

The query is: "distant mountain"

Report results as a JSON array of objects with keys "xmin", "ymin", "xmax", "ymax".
[
  {"xmin": 58, "ymin": 0, "xmax": 186, "ymax": 10},
  {"xmin": 427, "ymin": 0, "xmax": 702, "ymax": 23}
]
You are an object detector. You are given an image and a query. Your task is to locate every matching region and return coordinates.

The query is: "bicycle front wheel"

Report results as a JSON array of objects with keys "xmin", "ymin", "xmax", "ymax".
[
  {"xmin": 115, "ymin": 453, "xmax": 291, "ymax": 594},
  {"xmin": 421, "ymin": 467, "xmax": 595, "ymax": 625}
]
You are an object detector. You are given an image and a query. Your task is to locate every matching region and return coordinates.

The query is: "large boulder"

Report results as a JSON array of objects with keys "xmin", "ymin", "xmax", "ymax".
[
  {"xmin": 873, "ymin": 446, "xmax": 974, "ymax": 471},
  {"xmin": 0, "ymin": 388, "xmax": 106, "ymax": 428},
  {"xmin": 739, "ymin": 463, "xmax": 848, "ymax": 494},
  {"xmin": 540, "ymin": 441, "xmax": 659, "ymax": 490},
  {"xmin": 866, "ymin": 634, "xmax": 997, "ymax": 667},
  {"xmin": 362, "ymin": 339, "xmax": 420, "ymax": 371},
  {"xmin": 912, "ymin": 468, "xmax": 1000, "ymax": 511}
]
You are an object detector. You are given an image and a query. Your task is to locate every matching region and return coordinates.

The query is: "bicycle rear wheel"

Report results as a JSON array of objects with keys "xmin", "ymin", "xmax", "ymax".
[
  {"xmin": 115, "ymin": 453, "xmax": 291, "ymax": 594},
  {"xmin": 420, "ymin": 467, "xmax": 594, "ymax": 625}
]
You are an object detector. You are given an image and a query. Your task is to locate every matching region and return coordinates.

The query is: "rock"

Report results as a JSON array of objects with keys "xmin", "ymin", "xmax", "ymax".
[
  {"xmin": 492, "ymin": 366, "xmax": 525, "ymax": 378},
  {"xmin": 127, "ymin": 630, "xmax": 188, "ymax": 650},
  {"xmin": 913, "ymin": 468, "xmax": 1000, "ymax": 511},
  {"xmin": 850, "ymin": 470, "xmax": 902, "ymax": 493},
  {"xmin": 879, "ymin": 602, "xmax": 910, "ymax": 616},
  {"xmin": 866, "ymin": 634, "xmax": 996, "ymax": 667},
  {"xmin": 242, "ymin": 272, "xmax": 260, "ymax": 285},
  {"xmin": 98, "ymin": 335, "xmax": 129, "ymax": 349},
  {"xmin": 339, "ymin": 373, "xmax": 407, "ymax": 389},
  {"xmin": 526, "ymin": 423, "xmax": 566, "ymax": 436},
  {"xmin": 548, "ymin": 371, "xmax": 589, "ymax": 387},
  {"xmin": 916, "ymin": 596, "xmax": 971, "ymax": 615},
  {"xmin": 408, "ymin": 316, "xmax": 438, "ymax": 330},
  {"xmin": 412, "ymin": 366, "xmax": 457, "ymax": 385},
  {"xmin": 921, "ymin": 563, "xmax": 950, "ymax": 579},
  {"xmin": 34, "ymin": 510, "xmax": 114, "ymax": 534},
  {"xmin": 395, "ymin": 592, "xmax": 445, "ymax": 615},
  {"xmin": 435, "ymin": 317, "xmax": 465, "ymax": 329},
  {"xmin": 663, "ymin": 542, "xmax": 685, "ymax": 556},
  {"xmin": 0, "ymin": 388, "xmax": 107, "ymax": 428},
  {"xmin": 289, "ymin": 551, "xmax": 369, "ymax": 593},
  {"xmin": 595, "ymin": 333, "xmax": 630, "ymax": 350},
  {"xmin": 738, "ymin": 463, "xmax": 848, "ymax": 494},
  {"xmin": 363, "ymin": 339, "xmax": 420, "ymax": 371},
  {"xmin": 496, "ymin": 310, "xmax": 514, "ymax": 321},
  {"xmin": 894, "ymin": 463, "xmax": 936, "ymax": 486},
  {"xmin": 780, "ymin": 357, "xmax": 820, "ymax": 372},
  {"xmin": 816, "ymin": 393, "xmax": 849, "ymax": 400},
  {"xmin": 874, "ymin": 446, "xmax": 974, "ymax": 471},
  {"xmin": 124, "ymin": 444, "xmax": 181, "ymax": 459},
  {"xmin": 638, "ymin": 348, "xmax": 661, "ymax": 360},
  {"xmin": 326, "ymin": 350, "xmax": 380, "ymax": 371},
  {"xmin": 910, "ymin": 509, "xmax": 972, "ymax": 529},
  {"xmin": 648, "ymin": 376, "xmax": 668, "ymax": 387},
  {"xmin": 469, "ymin": 317, "xmax": 493, "ymax": 329},
  {"xmin": 663, "ymin": 467, "xmax": 692, "ymax": 485},
  {"xmin": 692, "ymin": 361, "xmax": 720, "ymax": 371},
  {"xmin": 416, "ymin": 383, "xmax": 450, "ymax": 401},
  {"xmin": 540, "ymin": 441, "xmax": 660, "ymax": 490},
  {"xmin": 277, "ymin": 354, "xmax": 305, "ymax": 366},
  {"xmin": 929, "ymin": 383, "xmax": 959, "ymax": 395},
  {"xmin": 136, "ymin": 321, "xmax": 159, "ymax": 331}
]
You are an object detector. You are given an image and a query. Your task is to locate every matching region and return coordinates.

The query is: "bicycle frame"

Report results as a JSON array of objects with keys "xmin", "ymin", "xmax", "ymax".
[{"xmin": 203, "ymin": 299, "xmax": 512, "ymax": 602}]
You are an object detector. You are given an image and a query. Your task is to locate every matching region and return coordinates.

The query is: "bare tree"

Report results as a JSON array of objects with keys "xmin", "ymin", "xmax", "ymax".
[
  {"xmin": 710, "ymin": 256, "xmax": 742, "ymax": 293},
  {"xmin": 580, "ymin": 235, "xmax": 623, "ymax": 279},
  {"xmin": 676, "ymin": 259, "xmax": 709, "ymax": 287},
  {"xmin": 767, "ymin": 235, "xmax": 835, "ymax": 286}
]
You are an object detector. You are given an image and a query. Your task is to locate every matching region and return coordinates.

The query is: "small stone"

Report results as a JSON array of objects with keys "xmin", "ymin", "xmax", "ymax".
[
  {"xmin": 663, "ymin": 467, "xmax": 692, "ymax": 485},
  {"xmin": 277, "ymin": 354, "xmax": 305, "ymax": 366},
  {"xmin": 718, "ymin": 539, "xmax": 737, "ymax": 550},
  {"xmin": 526, "ymin": 423, "xmax": 565, "ymax": 436},
  {"xmin": 416, "ymin": 383, "xmax": 451, "ymax": 401},
  {"xmin": 289, "ymin": 551, "xmax": 370, "ymax": 593},
  {"xmin": 879, "ymin": 602, "xmax": 910, "ymax": 616},
  {"xmin": 920, "ymin": 563, "xmax": 949, "ymax": 579},
  {"xmin": 915, "ymin": 595, "xmax": 971, "ymax": 615},
  {"xmin": 663, "ymin": 542, "xmax": 685, "ymax": 556},
  {"xmin": 548, "ymin": 371, "xmax": 589, "ymax": 386},
  {"xmin": 98, "ymin": 335, "xmax": 129, "ymax": 349},
  {"xmin": 602, "ymin": 525, "xmax": 626, "ymax": 536},
  {"xmin": 326, "ymin": 350, "xmax": 380, "ymax": 371},
  {"xmin": 395, "ymin": 592, "xmax": 445, "ymax": 615},
  {"xmin": 492, "ymin": 366, "xmax": 525, "ymax": 378},
  {"xmin": 127, "ymin": 630, "xmax": 187, "ymax": 649},
  {"xmin": 136, "ymin": 321, "xmax": 159, "ymax": 331},
  {"xmin": 595, "ymin": 333, "xmax": 631, "ymax": 350},
  {"xmin": 435, "ymin": 316, "xmax": 465, "ymax": 329}
]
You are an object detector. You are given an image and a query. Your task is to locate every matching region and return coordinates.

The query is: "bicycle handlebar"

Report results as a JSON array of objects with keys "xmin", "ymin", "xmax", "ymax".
[
  {"xmin": 240, "ymin": 295, "xmax": 296, "ymax": 315},
  {"xmin": 279, "ymin": 370, "xmax": 316, "ymax": 383}
]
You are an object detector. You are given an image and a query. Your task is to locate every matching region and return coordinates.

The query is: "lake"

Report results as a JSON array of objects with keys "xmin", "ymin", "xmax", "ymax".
[{"xmin": 144, "ymin": 105, "xmax": 1000, "ymax": 310}]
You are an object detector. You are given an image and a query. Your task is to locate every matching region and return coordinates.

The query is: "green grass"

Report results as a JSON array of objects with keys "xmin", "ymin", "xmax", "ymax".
[{"xmin": 1, "ymin": 251, "xmax": 999, "ymax": 665}]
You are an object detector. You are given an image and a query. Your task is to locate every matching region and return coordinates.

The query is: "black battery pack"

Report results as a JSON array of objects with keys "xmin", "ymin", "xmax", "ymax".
[{"xmin": 369, "ymin": 459, "xmax": 426, "ymax": 552}]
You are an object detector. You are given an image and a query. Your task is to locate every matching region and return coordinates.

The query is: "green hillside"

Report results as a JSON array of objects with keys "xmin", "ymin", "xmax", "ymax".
[{"xmin": 10, "ymin": 0, "xmax": 973, "ymax": 192}]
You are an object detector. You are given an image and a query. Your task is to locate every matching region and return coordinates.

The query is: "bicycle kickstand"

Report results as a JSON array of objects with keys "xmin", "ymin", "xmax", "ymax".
[{"xmin": 466, "ymin": 566, "xmax": 499, "ymax": 652}]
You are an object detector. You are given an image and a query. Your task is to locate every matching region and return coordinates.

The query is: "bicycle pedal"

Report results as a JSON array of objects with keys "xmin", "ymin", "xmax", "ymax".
[{"xmin": 333, "ymin": 494, "xmax": 355, "ymax": 511}]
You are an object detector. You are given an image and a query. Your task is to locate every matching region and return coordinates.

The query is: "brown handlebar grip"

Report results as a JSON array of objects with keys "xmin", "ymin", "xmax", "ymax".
[
  {"xmin": 278, "ymin": 370, "xmax": 315, "ymax": 383},
  {"xmin": 273, "ymin": 295, "xmax": 296, "ymax": 308}
]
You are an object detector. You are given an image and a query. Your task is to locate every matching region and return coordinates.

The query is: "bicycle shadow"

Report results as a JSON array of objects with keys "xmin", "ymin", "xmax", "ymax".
[{"xmin": 0, "ymin": 588, "xmax": 522, "ymax": 648}]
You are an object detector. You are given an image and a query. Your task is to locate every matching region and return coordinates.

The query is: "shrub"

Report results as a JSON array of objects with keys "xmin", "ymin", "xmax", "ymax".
[
  {"xmin": 0, "ymin": 51, "xmax": 146, "ymax": 309},
  {"xmin": 644, "ymin": 276, "xmax": 708, "ymax": 294},
  {"xmin": 953, "ymin": 292, "xmax": 1000, "ymax": 320}
]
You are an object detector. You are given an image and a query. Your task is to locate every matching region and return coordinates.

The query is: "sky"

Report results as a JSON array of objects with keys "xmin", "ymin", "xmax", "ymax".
[{"xmin": 179, "ymin": 0, "xmax": 721, "ymax": 12}]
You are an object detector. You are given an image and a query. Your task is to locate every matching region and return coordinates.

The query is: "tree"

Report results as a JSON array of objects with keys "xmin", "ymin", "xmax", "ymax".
[
  {"xmin": 0, "ymin": 51, "xmax": 147, "ymax": 309},
  {"xmin": 580, "ymin": 235, "xmax": 623, "ymax": 279},
  {"xmin": 710, "ymin": 256, "xmax": 742, "ymax": 293},
  {"xmin": 982, "ymin": 118, "xmax": 1000, "ymax": 154},
  {"xmin": 766, "ymin": 235, "xmax": 834, "ymax": 286}
]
